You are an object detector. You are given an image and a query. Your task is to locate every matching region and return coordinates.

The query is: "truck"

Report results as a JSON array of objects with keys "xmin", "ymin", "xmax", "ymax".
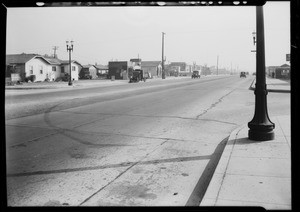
[{"xmin": 128, "ymin": 68, "xmax": 147, "ymax": 83}]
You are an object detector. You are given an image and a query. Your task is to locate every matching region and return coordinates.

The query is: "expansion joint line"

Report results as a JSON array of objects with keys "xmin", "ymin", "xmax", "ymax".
[{"xmin": 79, "ymin": 138, "xmax": 170, "ymax": 206}]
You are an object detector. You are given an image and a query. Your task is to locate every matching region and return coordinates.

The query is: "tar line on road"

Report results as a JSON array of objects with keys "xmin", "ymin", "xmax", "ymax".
[{"xmin": 185, "ymin": 136, "xmax": 229, "ymax": 206}]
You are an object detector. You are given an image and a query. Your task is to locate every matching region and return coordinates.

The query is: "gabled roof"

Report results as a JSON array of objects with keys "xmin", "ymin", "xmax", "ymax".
[
  {"xmin": 6, "ymin": 53, "xmax": 39, "ymax": 64},
  {"xmin": 95, "ymin": 65, "xmax": 108, "ymax": 69},
  {"xmin": 60, "ymin": 60, "xmax": 82, "ymax": 67},
  {"xmin": 82, "ymin": 65, "xmax": 96, "ymax": 69},
  {"xmin": 141, "ymin": 61, "xmax": 161, "ymax": 67},
  {"xmin": 7, "ymin": 53, "xmax": 84, "ymax": 67},
  {"xmin": 42, "ymin": 56, "xmax": 62, "ymax": 65}
]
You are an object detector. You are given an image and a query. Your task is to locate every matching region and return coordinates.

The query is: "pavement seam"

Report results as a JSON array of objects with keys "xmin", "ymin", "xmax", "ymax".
[
  {"xmin": 59, "ymin": 111, "xmax": 239, "ymax": 126},
  {"xmin": 221, "ymin": 172, "xmax": 291, "ymax": 178},
  {"xmin": 275, "ymin": 117, "xmax": 291, "ymax": 149},
  {"xmin": 78, "ymin": 138, "xmax": 170, "ymax": 206},
  {"xmin": 215, "ymin": 197, "xmax": 291, "ymax": 207}
]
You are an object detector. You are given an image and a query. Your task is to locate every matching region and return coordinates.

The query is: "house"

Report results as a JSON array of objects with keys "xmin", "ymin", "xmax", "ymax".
[
  {"xmin": 6, "ymin": 53, "xmax": 54, "ymax": 82},
  {"xmin": 6, "ymin": 53, "xmax": 82, "ymax": 82},
  {"xmin": 141, "ymin": 61, "xmax": 162, "ymax": 78},
  {"xmin": 43, "ymin": 55, "xmax": 63, "ymax": 81},
  {"xmin": 95, "ymin": 64, "xmax": 108, "ymax": 75},
  {"xmin": 60, "ymin": 60, "xmax": 82, "ymax": 81},
  {"xmin": 80, "ymin": 65, "xmax": 97, "ymax": 79}
]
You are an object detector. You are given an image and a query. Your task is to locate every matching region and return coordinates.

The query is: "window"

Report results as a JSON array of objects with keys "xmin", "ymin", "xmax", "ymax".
[
  {"xmin": 40, "ymin": 66, "xmax": 43, "ymax": 74},
  {"xmin": 52, "ymin": 66, "xmax": 56, "ymax": 71},
  {"xmin": 61, "ymin": 66, "xmax": 64, "ymax": 73},
  {"xmin": 29, "ymin": 66, "xmax": 33, "ymax": 75},
  {"xmin": 72, "ymin": 66, "xmax": 76, "ymax": 71}
]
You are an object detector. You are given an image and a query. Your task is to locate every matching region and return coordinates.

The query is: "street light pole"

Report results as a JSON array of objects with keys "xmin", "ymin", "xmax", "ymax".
[
  {"xmin": 66, "ymin": 40, "xmax": 74, "ymax": 86},
  {"xmin": 248, "ymin": 6, "xmax": 275, "ymax": 141},
  {"xmin": 162, "ymin": 32, "xmax": 166, "ymax": 79}
]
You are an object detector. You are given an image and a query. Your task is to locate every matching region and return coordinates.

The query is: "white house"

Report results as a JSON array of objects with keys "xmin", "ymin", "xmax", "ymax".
[{"xmin": 60, "ymin": 60, "xmax": 82, "ymax": 81}]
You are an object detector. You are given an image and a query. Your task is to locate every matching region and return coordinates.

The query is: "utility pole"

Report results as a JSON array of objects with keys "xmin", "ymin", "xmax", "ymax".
[
  {"xmin": 162, "ymin": 32, "xmax": 166, "ymax": 79},
  {"xmin": 248, "ymin": 6, "xmax": 275, "ymax": 141},
  {"xmin": 52, "ymin": 46, "xmax": 59, "ymax": 58}
]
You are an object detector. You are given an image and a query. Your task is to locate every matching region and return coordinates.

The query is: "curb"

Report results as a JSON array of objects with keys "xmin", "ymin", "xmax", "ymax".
[
  {"xmin": 249, "ymin": 79, "xmax": 290, "ymax": 93},
  {"xmin": 200, "ymin": 125, "xmax": 246, "ymax": 206}
]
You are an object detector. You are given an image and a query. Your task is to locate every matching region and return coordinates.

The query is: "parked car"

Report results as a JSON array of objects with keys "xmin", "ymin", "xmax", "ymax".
[
  {"xmin": 240, "ymin": 72, "xmax": 246, "ymax": 78},
  {"xmin": 191, "ymin": 71, "xmax": 200, "ymax": 79}
]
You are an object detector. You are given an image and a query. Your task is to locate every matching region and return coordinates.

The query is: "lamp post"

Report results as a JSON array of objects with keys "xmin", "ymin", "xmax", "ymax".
[
  {"xmin": 248, "ymin": 6, "xmax": 275, "ymax": 141},
  {"xmin": 162, "ymin": 32, "xmax": 166, "ymax": 79},
  {"xmin": 66, "ymin": 40, "xmax": 74, "ymax": 86}
]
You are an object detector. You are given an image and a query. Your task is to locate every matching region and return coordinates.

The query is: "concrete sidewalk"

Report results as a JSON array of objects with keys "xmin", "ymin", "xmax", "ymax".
[
  {"xmin": 250, "ymin": 77, "xmax": 290, "ymax": 93},
  {"xmin": 200, "ymin": 79, "xmax": 291, "ymax": 209}
]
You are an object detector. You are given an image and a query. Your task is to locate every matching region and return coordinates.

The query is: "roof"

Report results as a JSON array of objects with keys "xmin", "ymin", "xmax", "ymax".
[
  {"xmin": 130, "ymin": 58, "xmax": 141, "ymax": 62},
  {"xmin": 42, "ymin": 56, "xmax": 62, "ymax": 65},
  {"xmin": 60, "ymin": 60, "xmax": 82, "ymax": 67},
  {"xmin": 95, "ymin": 65, "xmax": 108, "ymax": 69},
  {"xmin": 6, "ymin": 53, "xmax": 83, "ymax": 67},
  {"xmin": 82, "ymin": 65, "xmax": 96, "ymax": 69},
  {"xmin": 6, "ymin": 53, "xmax": 38, "ymax": 64},
  {"xmin": 141, "ymin": 61, "xmax": 161, "ymax": 67}
]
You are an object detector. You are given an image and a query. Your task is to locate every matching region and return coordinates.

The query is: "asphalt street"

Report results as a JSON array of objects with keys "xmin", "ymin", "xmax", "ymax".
[{"xmin": 5, "ymin": 75, "xmax": 290, "ymax": 206}]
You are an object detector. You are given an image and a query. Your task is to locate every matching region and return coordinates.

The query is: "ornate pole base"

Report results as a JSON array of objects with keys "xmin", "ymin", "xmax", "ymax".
[{"xmin": 248, "ymin": 124, "xmax": 275, "ymax": 141}]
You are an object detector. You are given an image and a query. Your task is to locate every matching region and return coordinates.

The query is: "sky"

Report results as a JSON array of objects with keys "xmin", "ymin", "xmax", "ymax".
[{"xmin": 6, "ymin": 1, "xmax": 290, "ymax": 73}]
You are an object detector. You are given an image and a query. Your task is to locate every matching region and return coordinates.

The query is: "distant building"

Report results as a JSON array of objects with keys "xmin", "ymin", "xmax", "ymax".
[
  {"xmin": 141, "ymin": 61, "xmax": 162, "ymax": 78},
  {"xmin": 108, "ymin": 61, "xmax": 130, "ymax": 80},
  {"xmin": 275, "ymin": 64, "xmax": 290, "ymax": 79},
  {"xmin": 267, "ymin": 64, "xmax": 290, "ymax": 79},
  {"xmin": 95, "ymin": 64, "xmax": 108, "ymax": 75},
  {"xmin": 80, "ymin": 65, "xmax": 98, "ymax": 79}
]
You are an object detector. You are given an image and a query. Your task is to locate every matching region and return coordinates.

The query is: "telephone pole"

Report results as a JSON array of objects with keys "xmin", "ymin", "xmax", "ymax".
[
  {"xmin": 162, "ymin": 32, "xmax": 166, "ymax": 79},
  {"xmin": 52, "ymin": 46, "xmax": 59, "ymax": 58}
]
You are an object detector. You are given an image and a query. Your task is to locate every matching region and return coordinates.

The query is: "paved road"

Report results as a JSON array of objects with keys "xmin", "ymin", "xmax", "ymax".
[{"xmin": 5, "ymin": 75, "xmax": 290, "ymax": 206}]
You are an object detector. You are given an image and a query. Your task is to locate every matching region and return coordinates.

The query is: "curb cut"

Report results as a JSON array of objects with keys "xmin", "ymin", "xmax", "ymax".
[{"xmin": 200, "ymin": 125, "xmax": 246, "ymax": 206}]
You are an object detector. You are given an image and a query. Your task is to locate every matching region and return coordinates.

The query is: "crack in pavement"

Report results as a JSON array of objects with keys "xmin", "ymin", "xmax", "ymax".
[{"xmin": 196, "ymin": 89, "xmax": 236, "ymax": 119}]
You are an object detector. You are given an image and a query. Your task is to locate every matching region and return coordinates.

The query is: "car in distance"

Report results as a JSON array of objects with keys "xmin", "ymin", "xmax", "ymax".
[
  {"xmin": 240, "ymin": 72, "xmax": 246, "ymax": 78},
  {"xmin": 191, "ymin": 71, "xmax": 200, "ymax": 79}
]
